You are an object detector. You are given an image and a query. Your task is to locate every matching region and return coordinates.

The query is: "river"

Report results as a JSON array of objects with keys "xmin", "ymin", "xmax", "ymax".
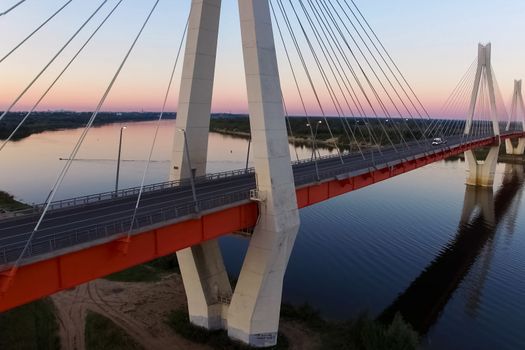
[{"xmin": 1, "ymin": 120, "xmax": 524, "ymax": 349}]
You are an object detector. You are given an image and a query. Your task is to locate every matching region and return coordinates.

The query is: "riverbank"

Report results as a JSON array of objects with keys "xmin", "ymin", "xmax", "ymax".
[
  {"xmin": 446, "ymin": 147, "xmax": 525, "ymax": 164},
  {"xmin": 1, "ymin": 112, "xmax": 428, "ymax": 150},
  {"xmin": 0, "ymin": 253, "xmax": 419, "ymax": 350},
  {"xmin": 0, "ymin": 191, "xmax": 30, "ymax": 218},
  {"xmin": 0, "ymin": 111, "xmax": 176, "ymax": 141}
]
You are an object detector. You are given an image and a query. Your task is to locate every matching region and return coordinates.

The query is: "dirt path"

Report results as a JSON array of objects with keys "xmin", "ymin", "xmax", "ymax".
[
  {"xmin": 51, "ymin": 274, "xmax": 209, "ymax": 350},
  {"xmin": 280, "ymin": 321, "xmax": 322, "ymax": 350},
  {"xmin": 51, "ymin": 272, "xmax": 319, "ymax": 350},
  {"xmin": 53, "ymin": 285, "xmax": 89, "ymax": 350}
]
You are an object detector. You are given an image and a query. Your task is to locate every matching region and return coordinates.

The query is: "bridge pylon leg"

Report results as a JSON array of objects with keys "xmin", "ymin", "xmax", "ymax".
[
  {"xmin": 177, "ymin": 240, "xmax": 232, "ymax": 329},
  {"xmin": 465, "ymin": 147, "xmax": 499, "ymax": 188},
  {"xmin": 505, "ymin": 138, "xmax": 525, "ymax": 155},
  {"xmin": 226, "ymin": 0, "xmax": 300, "ymax": 347},
  {"xmin": 170, "ymin": 0, "xmax": 232, "ymax": 330},
  {"xmin": 505, "ymin": 80, "xmax": 525, "ymax": 155}
]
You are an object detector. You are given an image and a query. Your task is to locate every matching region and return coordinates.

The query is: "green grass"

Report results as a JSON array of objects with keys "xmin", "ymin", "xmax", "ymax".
[
  {"xmin": 105, "ymin": 264, "xmax": 162, "ymax": 283},
  {"xmin": 320, "ymin": 314, "xmax": 419, "ymax": 350},
  {"xmin": 168, "ymin": 304, "xmax": 418, "ymax": 350},
  {"xmin": 281, "ymin": 303, "xmax": 419, "ymax": 350},
  {"xmin": 0, "ymin": 298, "xmax": 60, "ymax": 350},
  {"xmin": 0, "ymin": 111, "xmax": 176, "ymax": 141},
  {"xmin": 105, "ymin": 254, "xmax": 179, "ymax": 283},
  {"xmin": 167, "ymin": 309, "xmax": 289, "ymax": 350},
  {"xmin": 85, "ymin": 311, "xmax": 143, "ymax": 350},
  {"xmin": 0, "ymin": 190, "xmax": 30, "ymax": 211}
]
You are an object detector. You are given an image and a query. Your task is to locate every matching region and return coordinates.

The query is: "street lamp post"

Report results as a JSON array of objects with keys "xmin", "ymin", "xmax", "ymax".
[
  {"xmin": 307, "ymin": 120, "xmax": 322, "ymax": 161},
  {"xmin": 177, "ymin": 128, "xmax": 199, "ymax": 213},
  {"xmin": 115, "ymin": 126, "xmax": 126, "ymax": 195},
  {"xmin": 306, "ymin": 121, "xmax": 322, "ymax": 181}
]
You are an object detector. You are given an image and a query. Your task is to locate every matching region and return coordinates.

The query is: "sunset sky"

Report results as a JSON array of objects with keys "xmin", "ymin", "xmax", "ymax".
[{"xmin": 1, "ymin": 0, "xmax": 525, "ymax": 116}]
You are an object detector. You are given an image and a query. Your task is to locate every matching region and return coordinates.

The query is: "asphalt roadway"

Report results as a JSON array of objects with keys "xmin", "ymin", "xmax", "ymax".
[{"xmin": 0, "ymin": 133, "xmax": 507, "ymax": 264}]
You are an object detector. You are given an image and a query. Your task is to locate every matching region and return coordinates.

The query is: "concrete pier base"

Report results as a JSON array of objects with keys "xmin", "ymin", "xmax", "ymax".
[
  {"xmin": 505, "ymin": 138, "xmax": 525, "ymax": 155},
  {"xmin": 177, "ymin": 240, "xmax": 232, "ymax": 330},
  {"xmin": 465, "ymin": 146, "xmax": 499, "ymax": 187},
  {"xmin": 227, "ymin": 217, "xmax": 299, "ymax": 347}
]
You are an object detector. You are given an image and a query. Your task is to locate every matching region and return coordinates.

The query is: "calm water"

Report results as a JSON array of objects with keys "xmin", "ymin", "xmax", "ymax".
[{"xmin": 1, "ymin": 121, "xmax": 524, "ymax": 350}]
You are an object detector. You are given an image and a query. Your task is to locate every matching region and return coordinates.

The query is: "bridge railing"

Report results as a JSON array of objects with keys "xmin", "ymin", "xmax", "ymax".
[
  {"xmin": 11, "ymin": 168, "xmax": 255, "ymax": 216},
  {"xmin": 0, "ymin": 189, "xmax": 253, "ymax": 265},
  {"xmin": 3, "ymin": 132, "xmax": 521, "ymax": 265},
  {"xmin": 12, "ymin": 133, "xmax": 514, "ymax": 218}
]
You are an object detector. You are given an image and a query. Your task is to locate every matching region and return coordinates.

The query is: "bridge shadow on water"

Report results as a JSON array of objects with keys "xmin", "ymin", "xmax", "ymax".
[{"xmin": 378, "ymin": 163, "xmax": 525, "ymax": 335}]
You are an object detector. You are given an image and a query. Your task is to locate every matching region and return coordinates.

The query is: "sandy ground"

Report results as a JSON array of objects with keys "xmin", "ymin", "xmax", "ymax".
[
  {"xmin": 51, "ymin": 274, "xmax": 209, "ymax": 350},
  {"xmin": 51, "ymin": 273, "xmax": 319, "ymax": 350}
]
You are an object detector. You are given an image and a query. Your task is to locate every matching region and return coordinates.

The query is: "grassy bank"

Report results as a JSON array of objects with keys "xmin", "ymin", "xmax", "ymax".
[
  {"xmin": 0, "ymin": 111, "xmax": 176, "ymax": 141},
  {"xmin": 446, "ymin": 144, "xmax": 525, "ymax": 164},
  {"xmin": 167, "ymin": 309, "xmax": 289, "ymax": 350},
  {"xmin": 85, "ymin": 311, "xmax": 143, "ymax": 350},
  {"xmin": 105, "ymin": 254, "xmax": 179, "ymax": 283},
  {"xmin": 168, "ymin": 304, "xmax": 418, "ymax": 350},
  {"xmin": 0, "ymin": 190, "xmax": 30, "ymax": 211},
  {"xmin": 0, "ymin": 298, "xmax": 60, "ymax": 350},
  {"xmin": 211, "ymin": 115, "xmax": 435, "ymax": 149},
  {"xmin": 280, "ymin": 303, "xmax": 418, "ymax": 350}
]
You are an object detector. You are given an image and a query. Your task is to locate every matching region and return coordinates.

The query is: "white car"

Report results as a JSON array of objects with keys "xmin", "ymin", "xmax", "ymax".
[{"xmin": 432, "ymin": 137, "xmax": 447, "ymax": 146}]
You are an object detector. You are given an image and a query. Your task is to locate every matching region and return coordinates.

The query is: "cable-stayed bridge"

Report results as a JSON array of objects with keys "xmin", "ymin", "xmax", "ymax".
[{"xmin": 1, "ymin": 0, "xmax": 525, "ymax": 347}]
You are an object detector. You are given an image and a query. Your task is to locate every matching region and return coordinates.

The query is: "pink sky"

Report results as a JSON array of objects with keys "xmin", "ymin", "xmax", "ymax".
[{"xmin": 1, "ymin": 0, "xmax": 524, "ymax": 118}]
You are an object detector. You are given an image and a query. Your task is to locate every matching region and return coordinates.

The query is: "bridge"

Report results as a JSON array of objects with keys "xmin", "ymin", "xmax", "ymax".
[{"xmin": 1, "ymin": 0, "xmax": 525, "ymax": 347}]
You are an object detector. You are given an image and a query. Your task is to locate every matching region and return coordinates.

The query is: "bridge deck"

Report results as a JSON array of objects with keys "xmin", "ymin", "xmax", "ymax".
[{"xmin": 0, "ymin": 132, "xmax": 523, "ymax": 311}]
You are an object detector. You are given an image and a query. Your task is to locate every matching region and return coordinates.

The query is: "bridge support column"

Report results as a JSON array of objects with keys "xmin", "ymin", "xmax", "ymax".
[
  {"xmin": 170, "ymin": 0, "xmax": 232, "ymax": 330},
  {"xmin": 227, "ymin": 0, "xmax": 300, "ymax": 347},
  {"xmin": 505, "ymin": 80, "xmax": 525, "ymax": 155},
  {"xmin": 177, "ymin": 240, "xmax": 232, "ymax": 329},
  {"xmin": 465, "ymin": 147, "xmax": 499, "ymax": 188},
  {"xmin": 463, "ymin": 44, "xmax": 501, "ymax": 187},
  {"xmin": 505, "ymin": 138, "xmax": 525, "ymax": 155}
]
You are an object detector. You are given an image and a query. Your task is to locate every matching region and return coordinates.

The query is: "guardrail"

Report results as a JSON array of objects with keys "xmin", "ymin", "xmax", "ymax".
[
  {"xmin": 10, "ymin": 132, "xmax": 525, "ymax": 216},
  {"xmin": 292, "ymin": 136, "xmax": 487, "ymax": 186},
  {"xmin": 1, "ymin": 189, "xmax": 253, "ymax": 265},
  {"xmin": 3, "ymin": 132, "xmax": 523, "ymax": 264},
  {"xmin": 12, "ymin": 133, "xmax": 522, "ymax": 218},
  {"xmin": 12, "ymin": 168, "xmax": 255, "ymax": 216}
]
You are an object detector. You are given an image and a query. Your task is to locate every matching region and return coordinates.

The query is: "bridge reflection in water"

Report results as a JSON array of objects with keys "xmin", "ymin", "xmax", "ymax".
[{"xmin": 379, "ymin": 163, "xmax": 524, "ymax": 334}]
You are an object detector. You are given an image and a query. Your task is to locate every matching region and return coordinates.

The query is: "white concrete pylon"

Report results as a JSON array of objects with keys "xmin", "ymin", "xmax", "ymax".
[
  {"xmin": 505, "ymin": 80, "xmax": 525, "ymax": 155},
  {"xmin": 464, "ymin": 43, "xmax": 500, "ymax": 137},
  {"xmin": 464, "ymin": 43, "xmax": 501, "ymax": 187},
  {"xmin": 227, "ymin": 0, "xmax": 300, "ymax": 347},
  {"xmin": 170, "ymin": 0, "xmax": 232, "ymax": 330},
  {"xmin": 171, "ymin": 0, "xmax": 222, "ymax": 180}
]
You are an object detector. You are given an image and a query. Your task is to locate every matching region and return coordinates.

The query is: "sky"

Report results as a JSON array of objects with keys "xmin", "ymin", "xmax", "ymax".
[{"xmin": 1, "ymin": 0, "xmax": 525, "ymax": 116}]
